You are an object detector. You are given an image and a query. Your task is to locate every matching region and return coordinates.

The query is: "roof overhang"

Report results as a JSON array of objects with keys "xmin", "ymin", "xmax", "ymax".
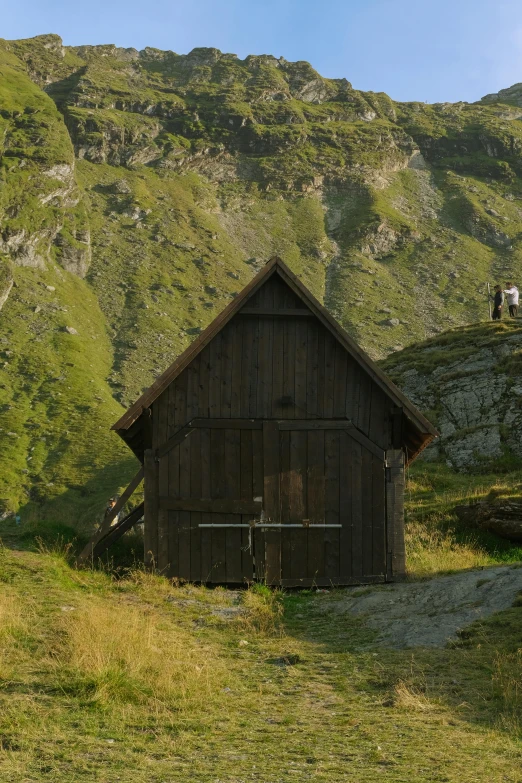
[{"xmin": 112, "ymin": 257, "xmax": 438, "ymax": 461}]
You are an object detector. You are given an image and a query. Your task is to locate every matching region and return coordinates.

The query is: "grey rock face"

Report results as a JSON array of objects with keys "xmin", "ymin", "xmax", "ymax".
[
  {"xmin": 55, "ymin": 230, "xmax": 91, "ymax": 278},
  {"xmin": 389, "ymin": 337, "xmax": 522, "ymax": 470},
  {"xmin": 111, "ymin": 179, "xmax": 132, "ymax": 194},
  {"xmin": 327, "ymin": 565, "xmax": 522, "ymax": 648},
  {"xmin": 0, "ymin": 230, "xmax": 47, "ymax": 268},
  {"xmin": 360, "ymin": 221, "xmax": 398, "ymax": 258},
  {"xmin": 0, "ymin": 267, "xmax": 13, "ymax": 312},
  {"xmin": 445, "ymin": 427, "xmax": 502, "ymax": 469}
]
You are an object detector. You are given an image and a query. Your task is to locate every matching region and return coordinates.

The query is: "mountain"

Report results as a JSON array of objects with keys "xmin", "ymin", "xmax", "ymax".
[{"xmin": 2, "ymin": 33, "xmax": 522, "ymax": 520}]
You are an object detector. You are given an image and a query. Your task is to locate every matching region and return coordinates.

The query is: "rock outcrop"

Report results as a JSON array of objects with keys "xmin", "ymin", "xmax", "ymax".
[
  {"xmin": 455, "ymin": 498, "xmax": 522, "ymax": 541},
  {"xmin": 0, "ymin": 261, "xmax": 14, "ymax": 311},
  {"xmin": 382, "ymin": 322, "xmax": 522, "ymax": 471}
]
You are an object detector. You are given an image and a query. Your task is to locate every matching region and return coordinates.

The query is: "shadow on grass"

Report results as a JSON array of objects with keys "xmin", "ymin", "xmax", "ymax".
[
  {"xmin": 281, "ymin": 581, "xmax": 522, "ymax": 741},
  {"xmin": 0, "ymin": 455, "xmax": 144, "ymax": 571}
]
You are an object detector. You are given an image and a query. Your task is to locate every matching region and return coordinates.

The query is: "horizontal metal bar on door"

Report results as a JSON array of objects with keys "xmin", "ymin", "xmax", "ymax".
[{"xmin": 198, "ymin": 524, "xmax": 342, "ymax": 528}]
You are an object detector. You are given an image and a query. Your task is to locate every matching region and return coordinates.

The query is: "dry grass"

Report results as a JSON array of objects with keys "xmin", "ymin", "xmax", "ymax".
[
  {"xmin": 405, "ymin": 516, "xmax": 492, "ymax": 577},
  {"xmin": 492, "ymin": 649, "xmax": 522, "ymax": 735},
  {"xmin": 392, "ymin": 679, "xmax": 435, "ymax": 713},
  {"xmin": 1, "ymin": 548, "xmax": 522, "ymax": 782},
  {"xmin": 0, "ymin": 589, "xmax": 33, "ymax": 680},
  {"xmin": 405, "ymin": 463, "xmax": 522, "ymax": 578},
  {"xmin": 235, "ymin": 584, "xmax": 284, "ymax": 636},
  {"xmin": 49, "ymin": 597, "xmax": 227, "ymax": 710}
]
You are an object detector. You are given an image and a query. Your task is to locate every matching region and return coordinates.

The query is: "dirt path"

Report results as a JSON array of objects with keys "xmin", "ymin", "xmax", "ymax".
[{"xmin": 326, "ymin": 564, "xmax": 522, "ymax": 648}]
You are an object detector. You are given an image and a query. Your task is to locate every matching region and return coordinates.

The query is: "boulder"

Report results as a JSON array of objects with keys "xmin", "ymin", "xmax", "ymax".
[
  {"xmin": 111, "ymin": 179, "xmax": 132, "ymax": 194},
  {"xmin": 455, "ymin": 498, "xmax": 522, "ymax": 542}
]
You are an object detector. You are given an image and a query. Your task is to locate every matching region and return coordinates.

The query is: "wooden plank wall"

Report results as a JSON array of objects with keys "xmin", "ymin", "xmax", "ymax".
[
  {"xmin": 146, "ymin": 273, "xmax": 398, "ymax": 581},
  {"xmin": 152, "ymin": 275, "xmax": 394, "ymax": 448},
  {"xmin": 158, "ymin": 426, "xmax": 261, "ymax": 582}
]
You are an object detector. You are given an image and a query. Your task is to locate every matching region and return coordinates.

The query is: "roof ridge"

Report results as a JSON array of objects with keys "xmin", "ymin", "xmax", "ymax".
[{"xmin": 112, "ymin": 256, "xmax": 437, "ymax": 442}]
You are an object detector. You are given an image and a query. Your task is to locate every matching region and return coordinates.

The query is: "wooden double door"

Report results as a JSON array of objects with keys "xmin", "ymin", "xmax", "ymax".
[{"xmin": 151, "ymin": 418, "xmax": 391, "ymax": 586}]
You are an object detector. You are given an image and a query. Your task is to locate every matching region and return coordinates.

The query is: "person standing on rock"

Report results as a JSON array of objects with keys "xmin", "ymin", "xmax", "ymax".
[
  {"xmin": 503, "ymin": 282, "xmax": 519, "ymax": 317},
  {"xmin": 491, "ymin": 285, "xmax": 504, "ymax": 320}
]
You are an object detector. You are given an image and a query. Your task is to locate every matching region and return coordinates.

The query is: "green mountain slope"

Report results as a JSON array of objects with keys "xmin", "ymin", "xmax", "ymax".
[{"xmin": 2, "ymin": 33, "xmax": 522, "ymax": 520}]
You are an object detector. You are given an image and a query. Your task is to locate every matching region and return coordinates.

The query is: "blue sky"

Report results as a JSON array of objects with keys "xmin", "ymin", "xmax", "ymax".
[{"xmin": 2, "ymin": 0, "xmax": 522, "ymax": 103}]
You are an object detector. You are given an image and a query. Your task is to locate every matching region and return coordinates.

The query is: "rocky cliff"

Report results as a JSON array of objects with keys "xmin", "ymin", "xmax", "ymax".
[
  {"xmin": 2, "ymin": 33, "xmax": 522, "ymax": 518},
  {"xmin": 382, "ymin": 321, "xmax": 522, "ymax": 471}
]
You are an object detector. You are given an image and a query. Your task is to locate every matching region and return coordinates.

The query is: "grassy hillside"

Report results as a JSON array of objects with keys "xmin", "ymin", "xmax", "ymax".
[
  {"xmin": 3, "ymin": 33, "xmax": 522, "ymax": 520},
  {"xmin": 1, "ymin": 543, "xmax": 522, "ymax": 782}
]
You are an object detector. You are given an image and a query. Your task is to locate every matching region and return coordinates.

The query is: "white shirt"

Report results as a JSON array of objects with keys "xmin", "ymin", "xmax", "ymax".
[{"xmin": 504, "ymin": 286, "xmax": 519, "ymax": 306}]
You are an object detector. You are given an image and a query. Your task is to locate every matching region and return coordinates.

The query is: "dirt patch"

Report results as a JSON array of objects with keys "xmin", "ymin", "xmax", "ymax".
[{"xmin": 326, "ymin": 565, "xmax": 522, "ymax": 648}]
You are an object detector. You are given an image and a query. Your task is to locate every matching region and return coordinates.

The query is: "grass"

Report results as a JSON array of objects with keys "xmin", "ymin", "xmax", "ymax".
[
  {"xmin": 405, "ymin": 461, "xmax": 522, "ymax": 576},
  {"xmin": 0, "ymin": 543, "xmax": 522, "ymax": 781}
]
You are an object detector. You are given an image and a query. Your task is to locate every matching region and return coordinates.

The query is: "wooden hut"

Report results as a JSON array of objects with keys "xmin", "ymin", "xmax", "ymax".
[{"xmin": 90, "ymin": 258, "xmax": 437, "ymax": 585}]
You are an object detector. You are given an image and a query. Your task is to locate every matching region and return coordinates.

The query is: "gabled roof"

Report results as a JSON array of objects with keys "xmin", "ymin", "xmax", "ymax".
[{"xmin": 112, "ymin": 257, "xmax": 437, "ymax": 457}]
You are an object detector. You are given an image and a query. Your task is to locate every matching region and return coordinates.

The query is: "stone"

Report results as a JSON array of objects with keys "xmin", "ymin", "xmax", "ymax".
[
  {"xmin": 0, "ymin": 275, "xmax": 13, "ymax": 312},
  {"xmin": 389, "ymin": 341, "xmax": 521, "ymax": 469},
  {"xmin": 64, "ymin": 326, "xmax": 78, "ymax": 335},
  {"xmin": 455, "ymin": 499, "xmax": 522, "ymax": 542},
  {"xmin": 380, "ymin": 318, "xmax": 400, "ymax": 327},
  {"xmin": 445, "ymin": 427, "xmax": 502, "ymax": 469},
  {"xmin": 34, "ymin": 305, "xmax": 41, "ymax": 313},
  {"xmin": 327, "ymin": 565, "xmax": 522, "ymax": 648},
  {"xmin": 46, "ymin": 285, "xmax": 56, "ymax": 292},
  {"xmin": 55, "ymin": 229, "xmax": 91, "ymax": 278},
  {"xmin": 111, "ymin": 179, "xmax": 132, "ymax": 194}
]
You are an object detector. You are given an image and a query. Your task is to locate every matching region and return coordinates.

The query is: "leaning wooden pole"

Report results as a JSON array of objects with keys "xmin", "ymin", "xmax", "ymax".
[
  {"xmin": 84, "ymin": 502, "xmax": 145, "ymax": 563},
  {"xmin": 77, "ymin": 466, "xmax": 144, "ymax": 566}
]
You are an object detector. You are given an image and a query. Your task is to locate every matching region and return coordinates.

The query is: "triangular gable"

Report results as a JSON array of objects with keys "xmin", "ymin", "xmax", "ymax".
[{"xmin": 112, "ymin": 258, "xmax": 437, "ymax": 454}]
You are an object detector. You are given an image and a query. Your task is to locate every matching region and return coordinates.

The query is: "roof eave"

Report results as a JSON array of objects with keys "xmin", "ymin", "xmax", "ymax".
[
  {"xmin": 112, "ymin": 257, "xmax": 438, "ymax": 445},
  {"xmin": 112, "ymin": 258, "xmax": 281, "ymax": 432}
]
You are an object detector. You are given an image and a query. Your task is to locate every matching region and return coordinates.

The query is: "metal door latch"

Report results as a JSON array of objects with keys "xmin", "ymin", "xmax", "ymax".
[{"xmin": 198, "ymin": 517, "xmax": 343, "ymax": 554}]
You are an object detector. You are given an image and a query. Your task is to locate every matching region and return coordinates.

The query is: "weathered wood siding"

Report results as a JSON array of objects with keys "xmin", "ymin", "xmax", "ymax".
[
  {"xmin": 146, "ymin": 274, "xmax": 402, "ymax": 584},
  {"xmin": 152, "ymin": 276, "xmax": 393, "ymax": 447}
]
